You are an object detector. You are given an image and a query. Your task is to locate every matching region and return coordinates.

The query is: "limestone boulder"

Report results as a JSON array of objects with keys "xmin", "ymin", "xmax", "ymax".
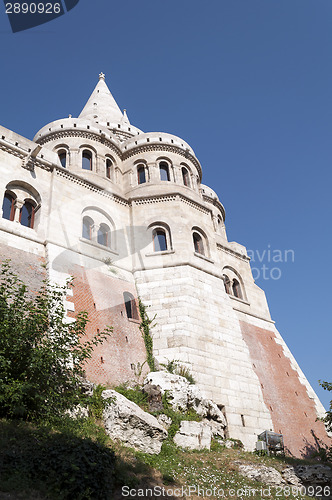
[
  {"xmin": 102, "ymin": 390, "xmax": 168, "ymax": 454},
  {"xmin": 157, "ymin": 414, "xmax": 172, "ymax": 430},
  {"xmin": 238, "ymin": 464, "xmax": 286, "ymax": 486},
  {"xmin": 143, "ymin": 372, "xmax": 227, "ymax": 427},
  {"xmin": 281, "ymin": 467, "xmax": 303, "ymax": 487},
  {"xmin": 173, "ymin": 421, "xmax": 212, "ymax": 450}
]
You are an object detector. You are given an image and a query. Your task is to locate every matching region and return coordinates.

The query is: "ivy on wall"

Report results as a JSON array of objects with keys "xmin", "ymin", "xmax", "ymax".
[{"xmin": 138, "ymin": 298, "xmax": 156, "ymax": 372}]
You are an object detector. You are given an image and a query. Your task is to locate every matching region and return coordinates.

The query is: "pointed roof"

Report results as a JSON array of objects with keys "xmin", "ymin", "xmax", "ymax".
[{"xmin": 79, "ymin": 73, "xmax": 125, "ymax": 124}]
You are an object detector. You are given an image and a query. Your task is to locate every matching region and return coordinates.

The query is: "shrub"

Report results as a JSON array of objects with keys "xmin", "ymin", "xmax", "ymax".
[
  {"xmin": 114, "ymin": 383, "xmax": 149, "ymax": 411},
  {"xmin": 0, "ymin": 260, "xmax": 111, "ymax": 423},
  {"xmin": 161, "ymin": 359, "xmax": 196, "ymax": 384}
]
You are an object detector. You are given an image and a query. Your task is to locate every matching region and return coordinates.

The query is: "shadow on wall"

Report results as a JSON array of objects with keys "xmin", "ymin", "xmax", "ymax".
[{"xmin": 300, "ymin": 429, "xmax": 331, "ymax": 461}]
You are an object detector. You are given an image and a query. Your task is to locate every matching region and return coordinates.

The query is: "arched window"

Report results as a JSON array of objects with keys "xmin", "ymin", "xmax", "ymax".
[
  {"xmin": 19, "ymin": 201, "xmax": 35, "ymax": 229},
  {"xmin": 159, "ymin": 162, "xmax": 170, "ymax": 181},
  {"xmin": 223, "ymin": 275, "xmax": 232, "ymax": 295},
  {"xmin": 82, "ymin": 150, "xmax": 92, "ymax": 170},
  {"xmin": 58, "ymin": 151, "xmax": 67, "ymax": 168},
  {"xmin": 97, "ymin": 223, "xmax": 110, "ymax": 247},
  {"xmin": 153, "ymin": 229, "xmax": 167, "ymax": 252},
  {"xmin": 123, "ymin": 292, "xmax": 138, "ymax": 320},
  {"xmin": 82, "ymin": 216, "xmax": 93, "ymax": 240},
  {"xmin": 232, "ymin": 279, "xmax": 243, "ymax": 299},
  {"xmin": 182, "ymin": 167, "xmax": 190, "ymax": 187},
  {"xmin": 2, "ymin": 193, "xmax": 15, "ymax": 221},
  {"xmin": 137, "ymin": 165, "xmax": 146, "ymax": 184},
  {"xmin": 193, "ymin": 232, "xmax": 204, "ymax": 255},
  {"xmin": 106, "ymin": 159, "xmax": 112, "ymax": 179}
]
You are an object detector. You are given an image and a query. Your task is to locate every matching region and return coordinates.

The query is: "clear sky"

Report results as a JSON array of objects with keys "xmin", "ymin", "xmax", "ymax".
[{"xmin": 0, "ymin": 1, "xmax": 331, "ymax": 410}]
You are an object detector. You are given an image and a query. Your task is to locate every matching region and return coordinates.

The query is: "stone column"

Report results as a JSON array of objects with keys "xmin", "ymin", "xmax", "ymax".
[{"xmin": 13, "ymin": 199, "xmax": 24, "ymax": 223}]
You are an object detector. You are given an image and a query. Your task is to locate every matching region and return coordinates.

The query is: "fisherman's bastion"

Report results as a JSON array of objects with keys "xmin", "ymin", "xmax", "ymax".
[{"xmin": 0, "ymin": 73, "xmax": 329, "ymax": 456}]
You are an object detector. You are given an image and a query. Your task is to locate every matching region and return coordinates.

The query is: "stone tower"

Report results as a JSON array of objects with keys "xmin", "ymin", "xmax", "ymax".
[{"xmin": 0, "ymin": 74, "xmax": 329, "ymax": 456}]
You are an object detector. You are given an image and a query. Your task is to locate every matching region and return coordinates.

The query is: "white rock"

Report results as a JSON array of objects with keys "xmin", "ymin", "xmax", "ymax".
[
  {"xmin": 102, "ymin": 390, "xmax": 167, "ymax": 454},
  {"xmin": 157, "ymin": 414, "xmax": 172, "ymax": 430},
  {"xmin": 282, "ymin": 467, "xmax": 303, "ymax": 487},
  {"xmin": 208, "ymin": 420, "xmax": 226, "ymax": 438},
  {"xmin": 144, "ymin": 372, "xmax": 227, "ymax": 426},
  {"xmin": 238, "ymin": 464, "xmax": 286, "ymax": 486},
  {"xmin": 174, "ymin": 421, "xmax": 212, "ymax": 450}
]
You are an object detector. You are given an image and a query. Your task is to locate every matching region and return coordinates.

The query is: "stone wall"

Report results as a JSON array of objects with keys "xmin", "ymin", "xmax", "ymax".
[
  {"xmin": 135, "ymin": 264, "xmax": 274, "ymax": 450},
  {"xmin": 240, "ymin": 320, "xmax": 331, "ymax": 457}
]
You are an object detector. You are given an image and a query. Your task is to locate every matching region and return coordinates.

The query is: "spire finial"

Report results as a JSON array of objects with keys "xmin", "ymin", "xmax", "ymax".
[{"xmin": 99, "ymin": 72, "xmax": 105, "ymax": 81}]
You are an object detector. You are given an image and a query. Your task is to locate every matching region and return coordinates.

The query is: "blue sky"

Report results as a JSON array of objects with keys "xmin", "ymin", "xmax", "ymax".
[{"xmin": 0, "ymin": 1, "xmax": 331, "ymax": 410}]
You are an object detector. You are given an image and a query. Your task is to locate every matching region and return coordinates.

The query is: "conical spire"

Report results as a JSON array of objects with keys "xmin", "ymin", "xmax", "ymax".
[{"xmin": 79, "ymin": 73, "xmax": 124, "ymax": 124}]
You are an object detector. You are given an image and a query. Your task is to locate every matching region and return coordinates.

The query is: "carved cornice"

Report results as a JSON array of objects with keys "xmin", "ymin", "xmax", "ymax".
[
  {"xmin": 217, "ymin": 243, "xmax": 250, "ymax": 262},
  {"xmin": 122, "ymin": 143, "xmax": 202, "ymax": 179},
  {"xmin": 0, "ymin": 141, "xmax": 53, "ymax": 172},
  {"xmin": 36, "ymin": 130, "xmax": 122, "ymax": 158},
  {"xmin": 202, "ymin": 194, "xmax": 225, "ymax": 220},
  {"xmin": 130, "ymin": 193, "xmax": 210, "ymax": 215},
  {"xmin": 55, "ymin": 169, "xmax": 128, "ymax": 206},
  {"xmin": 0, "ymin": 142, "xmax": 25, "ymax": 160}
]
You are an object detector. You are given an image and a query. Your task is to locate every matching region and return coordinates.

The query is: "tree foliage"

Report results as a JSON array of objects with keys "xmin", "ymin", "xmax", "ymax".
[
  {"xmin": 0, "ymin": 260, "xmax": 111, "ymax": 422},
  {"xmin": 320, "ymin": 380, "xmax": 332, "ymax": 433}
]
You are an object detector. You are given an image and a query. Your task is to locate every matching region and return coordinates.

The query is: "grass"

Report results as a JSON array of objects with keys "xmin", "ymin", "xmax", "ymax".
[
  {"xmin": 110, "ymin": 436, "xmax": 325, "ymax": 499},
  {"xmin": 1, "ymin": 412, "xmax": 330, "ymax": 500}
]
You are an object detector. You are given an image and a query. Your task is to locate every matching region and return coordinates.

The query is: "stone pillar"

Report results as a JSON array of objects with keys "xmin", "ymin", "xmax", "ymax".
[{"xmin": 13, "ymin": 199, "xmax": 24, "ymax": 223}]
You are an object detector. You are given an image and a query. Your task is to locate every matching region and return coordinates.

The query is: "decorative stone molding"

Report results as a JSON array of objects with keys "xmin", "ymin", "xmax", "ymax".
[
  {"xmin": 55, "ymin": 169, "xmax": 128, "ymax": 206},
  {"xmin": 36, "ymin": 130, "xmax": 122, "ymax": 158},
  {"xmin": 217, "ymin": 242, "xmax": 250, "ymax": 262},
  {"xmin": 122, "ymin": 143, "xmax": 202, "ymax": 179}
]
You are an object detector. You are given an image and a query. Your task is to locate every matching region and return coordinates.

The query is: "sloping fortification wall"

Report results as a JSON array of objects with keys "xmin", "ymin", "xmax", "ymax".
[
  {"xmin": 239, "ymin": 318, "xmax": 331, "ymax": 457},
  {"xmin": 135, "ymin": 265, "xmax": 274, "ymax": 451}
]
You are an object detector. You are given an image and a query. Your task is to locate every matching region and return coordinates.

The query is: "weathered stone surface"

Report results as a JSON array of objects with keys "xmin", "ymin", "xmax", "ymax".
[
  {"xmin": 291, "ymin": 465, "xmax": 332, "ymax": 485},
  {"xmin": 157, "ymin": 414, "xmax": 172, "ymax": 430},
  {"xmin": 102, "ymin": 390, "xmax": 167, "ymax": 454},
  {"xmin": 282, "ymin": 467, "xmax": 303, "ymax": 487},
  {"xmin": 217, "ymin": 438, "xmax": 236, "ymax": 448},
  {"xmin": 238, "ymin": 464, "xmax": 286, "ymax": 486},
  {"xmin": 143, "ymin": 383, "xmax": 164, "ymax": 412},
  {"xmin": 208, "ymin": 421, "xmax": 226, "ymax": 438},
  {"xmin": 143, "ymin": 372, "xmax": 227, "ymax": 426},
  {"xmin": 173, "ymin": 421, "xmax": 212, "ymax": 450},
  {"xmin": 79, "ymin": 378, "xmax": 95, "ymax": 397}
]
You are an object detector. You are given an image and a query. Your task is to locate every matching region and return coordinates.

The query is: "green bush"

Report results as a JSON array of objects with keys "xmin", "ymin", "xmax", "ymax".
[
  {"xmin": 89, "ymin": 384, "xmax": 107, "ymax": 420},
  {"xmin": 0, "ymin": 261, "xmax": 111, "ymax": 423},
  {"xmin": 114, "ymin": 383, "xmax": 149, "ymax": 411},
  {"xmin": 161, "ymin": 359, "xmax": 196, "ymax": 384}
]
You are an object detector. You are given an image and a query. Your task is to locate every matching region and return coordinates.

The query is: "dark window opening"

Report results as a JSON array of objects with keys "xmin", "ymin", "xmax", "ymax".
[
  {"xmin": 82, "ymin": 216, "xmax": 93, "ymax": 240},
  {"xmin": 2, "ymin": 193, "xmax": 15, "ymax": 221},
  {"xmin": 106, "ymin": 159, "xmax": 112, "ymax": 179},
  {"xmin": 232, "ymin": 279, "xmax": 242, "ymax": 299},
  {"xmin": 193, "ymin": 232, "xmax": 204, "ymax": 255},
  {"xmin": 123, "ymin": 292, "xmax": 138, "ymax": 320},
  {"xmin": 58, "ymin": 151, "xmax": 67, "ymax": 168},
  {"xmin": 182, "ymin": 167, "xmax": 190, "ymax": 186},
  {"xmin": 97, "ymin": 223, "xmax": 110, "ymax": 247},
  {"xmin": 82, "ymin": 150, "xmax": 92, "ymax": 170},
  {"xmin": 241, "ymin": 414, "xmax": 245, "ymax": 427},
  {"xmin": 20, "ymin": 202, "xmax": 35, "ymax": 229},
  {"xmin": 153, "ymin": 229, "xmax": 167, "ymax": 252},
  {"xmin": 137, "ymin": 165, "xmax": 146, "ymax": 184},
  {"xmin": 223, "ymin": 275, "xmax": 232, "ymax": 295},
  {"xmin": 160, "ymin": 162, "xmax": 170, "ymax": 181}
]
